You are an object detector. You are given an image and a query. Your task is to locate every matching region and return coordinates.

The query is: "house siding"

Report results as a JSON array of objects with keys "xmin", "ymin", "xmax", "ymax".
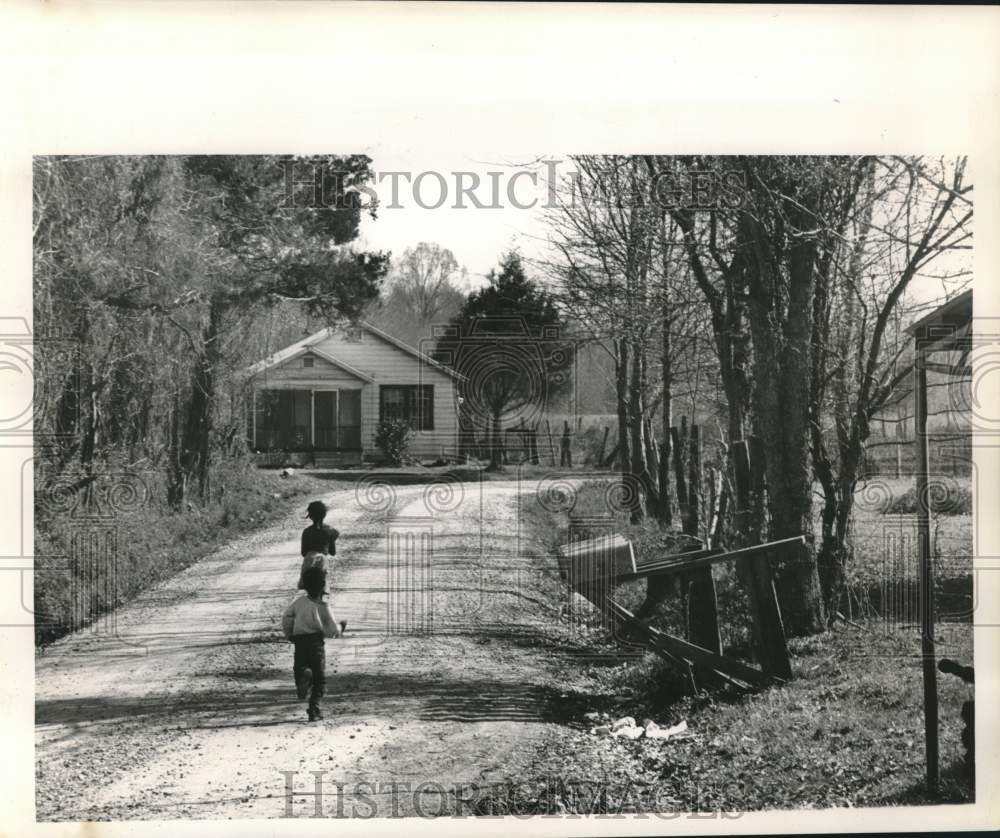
[{"xmin": 311, "ymin": 329, "xmax": 458, "ymax": 458}]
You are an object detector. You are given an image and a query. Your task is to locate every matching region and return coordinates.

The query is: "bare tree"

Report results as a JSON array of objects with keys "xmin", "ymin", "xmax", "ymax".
[
  {"xmin": 810, "ymin": 155, "xmax": 972, "ymax": 618},
  {"xmin": 545, "ymin": 156, "xmax": 705, "ymax": 523},
  {"xmin": 367, "ymin": 242, "xmax": 468, "ymax": 347}
]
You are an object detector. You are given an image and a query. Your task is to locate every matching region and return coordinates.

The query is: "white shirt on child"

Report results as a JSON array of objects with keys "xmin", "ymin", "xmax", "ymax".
[{"xmin": 282, "ymin": 592, "xmax": 338, "ymax": 639}]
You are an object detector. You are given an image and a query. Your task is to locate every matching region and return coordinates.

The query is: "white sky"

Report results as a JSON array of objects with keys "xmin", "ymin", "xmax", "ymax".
[
  {"xmin": 357, "ymin": 154, "xmax": 972, "ymax": 311},
  {"xmin": 357, "ymin": 153, "xmax": 559, "ymax": 286}
]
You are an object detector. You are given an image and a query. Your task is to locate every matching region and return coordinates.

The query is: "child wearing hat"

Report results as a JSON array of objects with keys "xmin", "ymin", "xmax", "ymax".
[{"xmin": 298, "ymin": 500, "xmax": 340, "ymax": 595}]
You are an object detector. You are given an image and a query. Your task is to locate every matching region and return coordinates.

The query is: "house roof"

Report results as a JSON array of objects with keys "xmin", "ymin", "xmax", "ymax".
[
  {"xmin": 250, "ymin": 344, "xmax": 375, "ymax": 382},
  {"xmin": 357, "ymin": 320, "xmax": 464, "ymax": 381},
  {"xmin": 245, "ymin": 321, "xmax": 463, "ymax": 381},
  {"xmin": 906, "ymin": 289, "xmax": 973, "ymax": 353}
]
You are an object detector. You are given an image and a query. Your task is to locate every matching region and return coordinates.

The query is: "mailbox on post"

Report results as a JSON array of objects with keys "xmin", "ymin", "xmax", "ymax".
[{"xmin": 558, "ymin": 533, "xmax": 636, "ymax": 606}]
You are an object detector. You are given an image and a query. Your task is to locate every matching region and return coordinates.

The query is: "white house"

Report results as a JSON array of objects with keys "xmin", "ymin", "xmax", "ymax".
[{"xmin": 246, "ymin": 322, "xmax": 462, "ymax": 466}]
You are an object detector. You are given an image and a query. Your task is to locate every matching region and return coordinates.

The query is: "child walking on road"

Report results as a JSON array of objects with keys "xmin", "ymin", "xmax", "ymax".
[
  {"xmin": 281, "ymin": 566, "xmax": 342, "ymax": 721},
  {"xmin": 298, "ymin": 500, "xmax": 340, "ymax": 594}
]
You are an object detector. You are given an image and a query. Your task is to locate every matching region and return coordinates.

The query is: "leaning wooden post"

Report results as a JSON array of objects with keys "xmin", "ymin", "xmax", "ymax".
[
  {"xmin": 686, "ymin": 425, "xmax": 722, "ymax": 655},
  {"xmin": 670, "ymin": 425, "xmax": 689, "ymax": 527},
  {"xmin": 597, "ymin": 425, "xmax": 610, "ymax": 469},
  {"xmin": 732, "ymin": 440, "xmax": 792, "ymax": 681},
  {"xmin": 914, "ymin": 348, "xmax": 939, "ymax": 791}
]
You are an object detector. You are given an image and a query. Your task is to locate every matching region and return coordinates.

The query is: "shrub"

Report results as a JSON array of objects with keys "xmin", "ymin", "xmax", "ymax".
[
  {"xmin": 883, "ymin": 480, "xmax": 972, "ymax": 515},
  {"xmin": 374, "ymin": 418, "xmax": 413, "ymax": 466}
]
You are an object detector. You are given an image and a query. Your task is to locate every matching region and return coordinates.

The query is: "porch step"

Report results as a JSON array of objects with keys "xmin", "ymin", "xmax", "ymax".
[{"xmin": 313, "ymin": 450, "xmax": 363, "ymax": 468}]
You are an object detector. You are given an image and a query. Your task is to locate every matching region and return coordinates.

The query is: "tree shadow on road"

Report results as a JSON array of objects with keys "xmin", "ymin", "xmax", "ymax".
[{"xmin": 36, "ymin": 670, "xmax": 606, "ymax": 731}]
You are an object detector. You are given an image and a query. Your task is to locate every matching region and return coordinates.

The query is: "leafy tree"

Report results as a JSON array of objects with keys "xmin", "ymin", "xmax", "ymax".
[
  {"xmin": 33, "ymin": 155, "xmax": 388, "ymax": 507},
  {"xmin": 437, "ymin": 252, "xmax": 571, "ymax": 471},
  {"xmin": 165, "ymin": 155, "xmax": 387, "ymax": 504}
]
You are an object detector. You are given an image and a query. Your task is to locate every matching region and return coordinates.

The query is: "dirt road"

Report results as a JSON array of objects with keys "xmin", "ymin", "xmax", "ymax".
[{"xmin": 35, "ymin": 478, "xmax": 596, "ymax": 820}]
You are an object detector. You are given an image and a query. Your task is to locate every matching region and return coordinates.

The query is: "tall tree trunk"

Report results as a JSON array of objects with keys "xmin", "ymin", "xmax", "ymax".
[
  {"xmin": 167, "ymin": 388, "xmax": 184, "ymax": 508},
  {"xmin": 176, "ymin": 299, "xmax": 224, "ymax": 504},
  {"xmin": 813, "ymin": 172, "xmax": 873, "ymax": 618},
  {"xmin": 684, "ymin": 425, "xmax": 723, "ymax": 654},
  {"xmin": 745, "ymin": 224, "xmax": 826, "ymax": 636},
  {"xmin": 659, "ymin": 302, "xmax": 673, "ymax": 526},
  {"xmin": 488, "ymin": 409, "xmax": 504, "ymax": 472},
  {"xmin": 628, "ymin": 337, "xmax": 657, "ymax": 522},
  {"xmin": 80, "ymin": 359, "xmax": 99, "ymax": 474},
  {"xmin": 614, "ymin": 337, "xmax": 637, "ymax": 516}
]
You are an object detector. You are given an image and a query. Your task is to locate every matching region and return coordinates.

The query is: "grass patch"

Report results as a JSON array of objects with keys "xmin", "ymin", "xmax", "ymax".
[
  {"xmin": 34, "ymin": 460, "xmax": 331, "ymax": 647},
  {"xmin": 515, "ymin": 476, "xmax": 975, "ymax": 809},
  {"xmin": 544, "ymin": 626, "xmax": 974, "ymax": 812},
  {"xmin": 846, "ymin": 476, "xmax": 973, "ymax": 623}
]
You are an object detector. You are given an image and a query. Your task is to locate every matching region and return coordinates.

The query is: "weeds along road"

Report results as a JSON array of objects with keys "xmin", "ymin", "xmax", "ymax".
[{"xmin": 35, "ymin": 478, "xmax": 586, "ymax": 820}]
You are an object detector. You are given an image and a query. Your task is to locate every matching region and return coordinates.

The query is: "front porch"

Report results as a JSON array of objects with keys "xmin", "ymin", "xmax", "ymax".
[{"xmin": 250, "ymin": 387, "xmax": 364, "ymax": 466}]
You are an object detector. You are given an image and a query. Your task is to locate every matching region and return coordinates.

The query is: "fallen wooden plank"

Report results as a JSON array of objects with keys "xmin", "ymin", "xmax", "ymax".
[
  {"xmin": 600, "ymin": 443, "xmax": 619, "ymax": 469},
  {"xmin": 608, "ymin": 600, "xmax": 775, "ymax": 688}
]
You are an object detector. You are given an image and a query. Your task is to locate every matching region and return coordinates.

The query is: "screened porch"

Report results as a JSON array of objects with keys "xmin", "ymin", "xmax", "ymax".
[{"xmin": 251, "ymin": 387, "xmax": 362, "ymax": 452}]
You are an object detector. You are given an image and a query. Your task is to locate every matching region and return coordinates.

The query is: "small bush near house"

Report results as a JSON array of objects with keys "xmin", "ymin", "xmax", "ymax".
[{"xmin": 374, "ymin": 418, "xmax": 413, "ymax": 466}]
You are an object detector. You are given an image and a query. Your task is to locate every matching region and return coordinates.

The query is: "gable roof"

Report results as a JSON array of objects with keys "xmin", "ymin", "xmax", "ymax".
[
  {"xmin": 357, "ymin": 320, "xmax": 464, "ymax": 381},
  {"xmin": 245, "ymin": 321, "xmax": 463, "ymax": 381},
  {"xmin": 246, "ymin": 335, "xmax": 373, "ymax": 381},
  {"xmin": 281, "ymin": 345, "xmax": 375, "ymax": 382}
]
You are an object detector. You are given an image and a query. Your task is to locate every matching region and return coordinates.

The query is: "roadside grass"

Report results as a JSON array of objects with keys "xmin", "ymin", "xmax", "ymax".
[
  {"xmin": 847, "ymin": 476, "xmax": 973, "ymax": 624},
  {"xmin": 515, "ymin": 478, "xmax": 975, "ymax": 809},
  {"xmin": 34, "ymin": 462, "xmax": 332, "ymax": 647},
  {"xmin": 464, "ymin": 625, "xmax": 974, "ymax": 813}
]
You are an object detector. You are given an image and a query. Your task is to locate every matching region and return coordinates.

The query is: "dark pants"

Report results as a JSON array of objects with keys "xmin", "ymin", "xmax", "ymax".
[{"xmin": 292, "ymin": 632, "xmax": 326, "ymax": 709}]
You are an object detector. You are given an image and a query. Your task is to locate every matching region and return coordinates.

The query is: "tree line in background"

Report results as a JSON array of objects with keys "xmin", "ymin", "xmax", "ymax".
[{"xmin": 542, "ymin": 155, "xmax": 971, "ymax": 635}]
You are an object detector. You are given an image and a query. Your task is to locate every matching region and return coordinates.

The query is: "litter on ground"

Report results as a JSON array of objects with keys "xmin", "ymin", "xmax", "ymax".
[{"xmin": 589, "ymin": 716, "xmax": 689, "ymax": 741}]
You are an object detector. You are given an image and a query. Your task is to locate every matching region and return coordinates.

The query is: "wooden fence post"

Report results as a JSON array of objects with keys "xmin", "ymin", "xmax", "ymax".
[
  {"xmin": 915, "ymin": 351, "xmax": 939, "ymax": 791},
  {"xmin": 686, "ymin": 425, "xmax": 722, "ymax": 655},
  {"xmin": 635, "ymin": 423, "xmax": 681, "ymax": 620},
  {"xmin": 733, "ymin": 440, "xmax": 791, "ymax": 681},
  {"xmin": 597, "ymin": 425, "xmax": 609, "ymax": 467},
  {"xmin": 670, "ymin": 425, "xmax": 688, "ymax": 527}
]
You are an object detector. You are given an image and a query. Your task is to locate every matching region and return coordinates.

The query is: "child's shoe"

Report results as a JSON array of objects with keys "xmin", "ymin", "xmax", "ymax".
[{"xmin": 296, "ymin": 668, "xmax": 313, "ymax": 701}]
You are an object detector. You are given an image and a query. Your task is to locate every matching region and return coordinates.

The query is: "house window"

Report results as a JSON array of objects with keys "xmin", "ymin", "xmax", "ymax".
[
  {"xmin": 379, "ymin": 385, "xmax": 434, "ymax": 430},
  {"xmin": 303, "ymin": 356, "xmax": 314, "ymax": 368}
]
